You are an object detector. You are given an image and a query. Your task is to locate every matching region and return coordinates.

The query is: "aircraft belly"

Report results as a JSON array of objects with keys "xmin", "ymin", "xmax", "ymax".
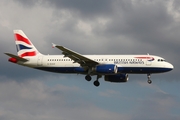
[
  {"xmin": 120, "ymin": 67, "xmax": 171, "ymax": 74},
  {"xmin": 35, "ymin": 67, "xmax": 77, "ymax": 73}
]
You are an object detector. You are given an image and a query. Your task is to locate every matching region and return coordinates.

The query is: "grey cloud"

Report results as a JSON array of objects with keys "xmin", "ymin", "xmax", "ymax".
[
  {"xmin": 15, "ymin": 0, "xmax": 113, "ymax": 18},
  {"xmin": 44, "ymin": 0, "xmax": 113, "ymax": 18},
  {"xmin": 13, "ymin": 0, "xmax": 40, "ymax": 7},
  {"xmin": 0, "ymin": 77, "xmax": 179, "ymax": 120},
  {"xmin": 173, "ymin": 0, "xmax": 180, "ymax": 10},
  {"xmin": 105, "ymin": 1, "xmax": 173, "ymax": 46},
  {"xmin": 132, "ymin": 92, "xmax": 180, "ymax": 120},
  {"xmin": 0, "ymin": 79, "xmax": 129, "ymax": 120}
]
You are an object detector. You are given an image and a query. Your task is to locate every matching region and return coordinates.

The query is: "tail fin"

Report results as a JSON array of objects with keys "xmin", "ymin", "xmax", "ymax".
[{"xmin": 14, "ymin": 30, "xmax": 42, "ymax": 57}]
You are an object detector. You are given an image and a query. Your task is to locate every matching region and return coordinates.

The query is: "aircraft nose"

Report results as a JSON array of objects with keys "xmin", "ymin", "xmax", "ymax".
[{"xmin": 166, "ymin": 62, "xmax": 174, "ymax": 71}]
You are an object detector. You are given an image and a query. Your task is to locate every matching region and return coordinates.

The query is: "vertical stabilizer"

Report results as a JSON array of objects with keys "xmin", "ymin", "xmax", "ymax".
[{"xmin": 14, "ymin": 30, "xmax": 42, "ymax": 57}]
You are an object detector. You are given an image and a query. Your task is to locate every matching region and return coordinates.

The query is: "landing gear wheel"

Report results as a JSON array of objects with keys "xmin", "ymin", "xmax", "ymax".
[
  {"xmin": 148, "ymin": 80, "xmax": 152, "ymax": 84},
  {"xmin": 147, "ymin": 74, "xmax": 152, "ymax": 84},
  {"xmin": 93, "ymin": 80, "xmax": 100, "ymax": 87},
  {"xmin": 85, "ymin": 75, "xmax": 91, "ymax": 81}
]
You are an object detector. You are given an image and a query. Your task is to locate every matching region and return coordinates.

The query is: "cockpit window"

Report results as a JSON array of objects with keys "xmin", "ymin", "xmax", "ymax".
[{"xmin": 158, "ymin": 59, "xmax": 165, "ymax": 62}]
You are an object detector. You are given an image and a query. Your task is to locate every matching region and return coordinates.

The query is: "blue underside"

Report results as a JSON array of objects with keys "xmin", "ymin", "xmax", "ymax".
[{"xmin": 35, "ymin": 67, "xmax": 172, "ymax": 74}]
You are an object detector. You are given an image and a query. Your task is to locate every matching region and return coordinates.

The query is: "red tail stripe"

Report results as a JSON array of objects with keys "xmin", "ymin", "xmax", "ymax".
[
  {"xmin": 15, "ymin": 34, "xmax": 31, "ymax": 45},
  {"xmin": 20, "ymin": 51, "xmax": 36, "ymax": 57}
]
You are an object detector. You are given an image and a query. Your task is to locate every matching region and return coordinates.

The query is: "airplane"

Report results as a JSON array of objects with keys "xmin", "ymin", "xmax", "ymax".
[{"xmin": 5, "ymin": 30, "xmax": 174, "ymax": 87}]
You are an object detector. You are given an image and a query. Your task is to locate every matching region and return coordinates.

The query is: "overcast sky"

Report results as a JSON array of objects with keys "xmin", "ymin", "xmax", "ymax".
[{"xmin": 0, "ymin": 0, "xmax": 180, "ymax": 120}]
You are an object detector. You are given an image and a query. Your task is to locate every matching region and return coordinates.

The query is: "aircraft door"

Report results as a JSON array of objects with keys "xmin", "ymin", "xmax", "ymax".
[
  {"xmin": 37, "ymin": 56, "xmax": 43, "ymax": 66},
  {"xmin": 146, "ymin": 56, "xmax": 152, "ymax": 66}
]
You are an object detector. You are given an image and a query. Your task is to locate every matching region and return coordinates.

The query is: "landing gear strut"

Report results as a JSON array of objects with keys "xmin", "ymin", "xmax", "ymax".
[{"xmin": 147, "ymin": 74, "xmax": 152, "ymax": 84}]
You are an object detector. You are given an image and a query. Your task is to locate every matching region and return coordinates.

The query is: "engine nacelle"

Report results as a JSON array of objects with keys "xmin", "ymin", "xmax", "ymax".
[
  {"xmin": 95, "ymin": 64, "xmax": 117, "ymax": 74},
  {"xmin": 104, "ymin": 74, "xmax": 128, "ymax": 83}
]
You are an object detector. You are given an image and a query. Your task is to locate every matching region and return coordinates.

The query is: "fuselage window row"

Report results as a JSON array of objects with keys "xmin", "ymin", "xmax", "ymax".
[
  {"xmin": 47, "ymin": 58, "xmax": 143, "ymax": 62},
  {"xmin": 47, "ymin": 59, "xmax": 73, "ymax": 61}
]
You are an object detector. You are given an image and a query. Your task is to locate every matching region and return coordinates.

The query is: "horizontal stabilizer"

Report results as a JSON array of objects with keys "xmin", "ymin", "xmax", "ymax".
[{"xmin": 4, "ymin": 53, "xmax": 28, "ymax": 62}]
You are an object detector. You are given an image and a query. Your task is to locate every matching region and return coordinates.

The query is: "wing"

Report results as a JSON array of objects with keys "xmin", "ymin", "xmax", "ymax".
[{"xmin": 52, "ymin": 43, "xmax": 99, "ymax": 67}]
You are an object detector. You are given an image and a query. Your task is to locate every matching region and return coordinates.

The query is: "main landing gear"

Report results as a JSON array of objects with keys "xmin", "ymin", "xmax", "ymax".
[
  {"xmin": 85, "ymin": 75, "xmax": 91, "ymax": 81},
  {"xmin": 85, "ymin": 75, "xmax": 101, "ymax": 87},
  {"xmin": 147, "ymin": 74, "xmax": 152, "ymax": 84}
]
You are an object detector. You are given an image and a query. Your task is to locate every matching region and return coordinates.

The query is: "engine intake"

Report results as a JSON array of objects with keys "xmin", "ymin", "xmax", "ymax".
[{"xmin": 104, "ymin": 74, "xmax": 128, "ymax": 82}]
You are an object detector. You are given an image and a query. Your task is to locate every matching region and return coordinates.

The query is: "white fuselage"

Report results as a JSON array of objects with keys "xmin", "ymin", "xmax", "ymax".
[{"xmin": 19, "ymin": 54, "xmax": 173, "ymax": 74}]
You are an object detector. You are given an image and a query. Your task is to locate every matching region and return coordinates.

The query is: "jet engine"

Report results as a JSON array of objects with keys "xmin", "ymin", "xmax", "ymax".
[
  {"xmin": 95, "ymin": 64, "xmax": 118, "ymax": 74},
  {"xmin": 104, "ymin": 74, "xmax": 128, "ymax": 82}
]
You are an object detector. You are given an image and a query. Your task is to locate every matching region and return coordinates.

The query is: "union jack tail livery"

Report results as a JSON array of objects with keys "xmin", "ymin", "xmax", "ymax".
[{"xmin": 14, "ymin": 30, "xmax": 42, "ymax": 57}]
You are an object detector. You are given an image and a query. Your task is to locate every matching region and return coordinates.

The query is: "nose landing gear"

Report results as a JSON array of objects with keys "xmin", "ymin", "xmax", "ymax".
[{"xmin": 147, "ymin": 74, "xmax": 152, "ymax": 84}]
